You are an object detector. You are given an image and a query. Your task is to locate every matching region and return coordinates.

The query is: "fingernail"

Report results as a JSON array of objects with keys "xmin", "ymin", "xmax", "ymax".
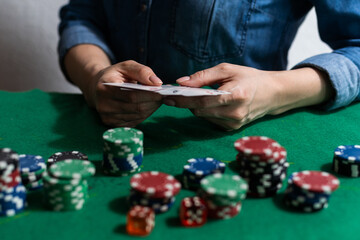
[
  {"xmin": 149, "ymin": 75, "xmax": 163, "ymax": 84},
  {"xmin": 163, "ymin": 99, "xmax": 175, "ymax": 107},
  {"xmin": 177, "ymin": 76, "xmax": 190, "ymax": 83}
]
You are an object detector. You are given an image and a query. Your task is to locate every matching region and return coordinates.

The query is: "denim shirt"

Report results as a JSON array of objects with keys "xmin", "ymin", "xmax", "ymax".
[{"xmin": 58, "ymin": 0, "xmax": 360, "ymax": 111}]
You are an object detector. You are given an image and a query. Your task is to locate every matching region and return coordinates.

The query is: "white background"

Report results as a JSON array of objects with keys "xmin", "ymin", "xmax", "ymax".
[{"xmin": 0, "ymin": 0, "xmax": 331, "ymax": 93}]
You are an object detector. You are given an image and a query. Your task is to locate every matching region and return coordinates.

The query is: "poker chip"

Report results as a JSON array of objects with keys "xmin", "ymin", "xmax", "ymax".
[
  {"xmin": 234, "ymin": 136, "xmax": 288, "ymax": 197},
  {"xmin": 103, "ymin": 128, "xmax": 143, "ymax": 175},
  {"xmin": 128, "ymin": 190, "xmax": 176, "ymax": 214},
  {"xmin": 43, "ymin": 169, "xmax": 92, "ymax": 211},
  {"xmin": 334, "ymin": 145, "xmax": 360, "ymax": 163},
  {"xmin": 47, "ymin": 151, "xmax": 88, "ymax": 166},
  {"xmin": 198, "ymin": 173, "xmax": 246, "ymax": 219},
  {"xmin": 182, "ymin": 157, "xmax": 226, "ymax": 190},
  {"xmin": 19, "ymin": 154, "xmax": 47, "ymax": 191},
  {"xmin": 332, "ymin": 145, "xmax": 360, "ymax": 177},
  {"xmin": 48, "ymin": 159, "xmax": 95, "ymax": 180},
  {"xmin": 130, "ymin": 171, "xmax": 181, "ymax": 198},
  {"xmin": 206, "ymin": 202, "xmax": 242, "ymax": 219},
  {"xmin": 283, "ymin": 171, "xmax": 339, "ymax": 212},
  {"xmin": 0, "ymin": 184, "xmax": 27, "ymax": 217},
  {"xmin": 234, "ymin": 136, "xmax": 284, "ymax": 161},
  {"xmin": 18, "ymin": 155, "xmax": 45, "ymax": 173},
  {"xmin": 291, "ymin": 171, "xmax": 339, "ymax": 194},
  {"xmin": 0, "ymin": 148, "xmax": 21, "ymax": 193},
  {"xmin": 129, "ymin": 171, "xmax": 181, "ymax": 213},
  {"xmin": 0, "ymin": 148, "xmax": 19, "ymax": 177},
  {"xmin": 200, "ymin": 173, "xmax": 248, "ymax": 203}
]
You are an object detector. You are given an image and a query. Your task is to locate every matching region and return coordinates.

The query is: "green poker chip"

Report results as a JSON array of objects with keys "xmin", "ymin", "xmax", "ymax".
[
  {"xmin": 48, "ymin": 159, "xmax": 96, "ymax": 180},
  {"xmin": 103, "ymin": 128, "xmax": 143, "ymax": 145},
  {"xmin": 200, "ymin": 173, "xmax": 248, "ymax": 203}
]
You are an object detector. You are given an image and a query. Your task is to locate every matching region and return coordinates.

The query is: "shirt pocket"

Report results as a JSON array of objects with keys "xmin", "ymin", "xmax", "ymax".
[{"xmin": 169, "ymin": 0, "xmax": 254, "ymax": 63}]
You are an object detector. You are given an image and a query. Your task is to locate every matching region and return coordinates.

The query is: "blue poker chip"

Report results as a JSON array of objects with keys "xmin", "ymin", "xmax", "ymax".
[
  {"xmin": 334, "ymin": 145, "xmax": 360, "ymax": 163},
  {"xmin": 102, "ymin": 153, "xmax": 142, "ymax": 171},
  {"xmin": 0, "ymin": 184, "xmax": 27, "ymax": 217},
  {"xmin": 19, "ymin": 154, "xmax": 45, "ymax": 173},
  {"xmin": 183, "ymin": 157, "xmax": 226, "ymax": 176},
  {"xmin": 128, "ymin": 190, "xmax": 175, "ymax": 213}
]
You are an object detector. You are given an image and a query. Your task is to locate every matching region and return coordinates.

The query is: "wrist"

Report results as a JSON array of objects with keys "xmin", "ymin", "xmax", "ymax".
[{"xmin": 268, "ymin": 67, "xmax": 334, "ymax": 115}]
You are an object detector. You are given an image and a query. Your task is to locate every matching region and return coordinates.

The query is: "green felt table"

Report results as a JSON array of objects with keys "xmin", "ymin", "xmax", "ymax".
[{"xmin": 1, "ymin": 89, "xmax": 360, "ymax": 240}]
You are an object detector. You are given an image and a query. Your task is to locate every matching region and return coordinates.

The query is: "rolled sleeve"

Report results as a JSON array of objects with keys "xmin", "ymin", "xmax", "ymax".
[
  {"xmin": 293, "ymin": 51, "xmax": 360, "ymax": 111},
  {"xmin": 293, "ymin": 0, "xmax": 360, "ymax": 111},
  {"xmin": 57, "ymin": 0, "xmax": 116, "ymax": 80},
  {"xmin": 58, "ymin": 24, "xmax": 116, "ymax": 78}
]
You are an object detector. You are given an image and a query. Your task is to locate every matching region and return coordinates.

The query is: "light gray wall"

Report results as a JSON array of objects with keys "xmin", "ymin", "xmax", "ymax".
[{"xmin": 0, "ymin": 1, "xmax": 331, "ymax": 93}]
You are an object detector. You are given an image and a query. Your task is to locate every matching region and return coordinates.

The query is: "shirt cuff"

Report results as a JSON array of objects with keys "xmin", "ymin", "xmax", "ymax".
[
  {"xmin": 293, "ymin": 53, "xmax": 360, "ymax": 111},
  {"xmin": 58, "ymin": 24, "xmax": 116, "ymax": 81}
]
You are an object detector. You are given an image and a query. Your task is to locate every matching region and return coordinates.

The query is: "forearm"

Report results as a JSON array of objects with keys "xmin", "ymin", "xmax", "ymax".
[
  {"xmin": 269, "ymin": 67, "xmax": 335, "ymax": 115},
  {"xmin": 64, "ymin": 44, "xmax": 111, "ymax": 107}
]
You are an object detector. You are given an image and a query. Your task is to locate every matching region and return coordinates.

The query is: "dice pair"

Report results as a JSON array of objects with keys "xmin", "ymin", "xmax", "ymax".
[{"xmin": 180, "ymin": 196, "xmax": 207, "ymax": 227}]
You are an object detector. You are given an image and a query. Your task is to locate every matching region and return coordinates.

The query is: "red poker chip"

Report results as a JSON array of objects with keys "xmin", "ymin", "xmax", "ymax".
[
  {"xmin": 236, "ymin": 145, "xmax": 287, "ymax": 163},
  {"xmin": 207, "ymin": 202, "xmax": 241, "ymax": 219},
  {"xmin": 130, "ymin": 171, "xmax": 181, "ymax": 198},
  {"xmin": 0, "ymin": 169, "xmax": 21, "ymax": 189},
  {"xmin": 234, "ymin": 136, "xmax": 283, "ymax": 159},
  {"xmin": 292, "ymin": 171, "xmax": 340, "ymax": 193}
]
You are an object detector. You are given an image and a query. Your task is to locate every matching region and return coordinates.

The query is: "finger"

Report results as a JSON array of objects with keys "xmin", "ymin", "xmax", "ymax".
[
  {"xmin": 163, "ymin": 94, "xmax": 235, "ymax": 109},
  {"xmin": 176, "ymin": 63, "xmax": 233, "ymax": 87},
  {"xmin": 192, "ymin": 105, "xmax": 240, "ymax": 120},
  {"xmin": 97, "ymin": 99, "xmax": 162, "ymax": 115},
  {"xmin": 117, "ymin": 60, "xmax": 163, "ymax": 86},
  {"xmin": 111, "ymin": 89, "xmax": 163, "ymax": 103},
  {"xmin": 101, "ymin": 115, "xmax": 146, "ymax": 128},
  {"xmin": 203, "ymin": 117, "xmax": 241, "ymax": 131}
]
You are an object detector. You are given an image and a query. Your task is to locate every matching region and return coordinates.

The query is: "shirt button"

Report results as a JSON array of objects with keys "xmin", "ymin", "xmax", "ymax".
[
  {"xmin": 139, "ymin": 47, "xmax": 145, "ymax": 53},
  {"xmin": 140, "ymin": 4, "xmax": 147, "ymax": 12}
]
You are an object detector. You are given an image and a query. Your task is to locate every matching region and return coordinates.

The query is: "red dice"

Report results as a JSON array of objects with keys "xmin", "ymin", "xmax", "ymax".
[
  {"xmin": 126, "ymin": 205, "xmax": 155, "ymax": 236},
  {"xmin": 180, "ymin": 197, "xmax": 207, "ymax": 227}
]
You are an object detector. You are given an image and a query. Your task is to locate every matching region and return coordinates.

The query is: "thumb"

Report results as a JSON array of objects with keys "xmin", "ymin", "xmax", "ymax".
[
  {"xmin": 117, "ymin": 60, "xmax": 163, "ymax": 86},
  {"xmin": 176, "ymin": 64, "xmax": 231, "ymax": 87}
]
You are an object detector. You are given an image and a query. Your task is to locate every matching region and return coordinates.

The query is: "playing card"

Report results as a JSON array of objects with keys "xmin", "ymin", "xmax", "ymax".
[{"xmin": 103, "ymin": 82, "xmax": 231, "ymax": 96}]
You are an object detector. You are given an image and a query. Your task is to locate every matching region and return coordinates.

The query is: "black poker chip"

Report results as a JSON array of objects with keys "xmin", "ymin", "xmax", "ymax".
[
  {"xmin": 0, "ymin": 148, "xmax": 19, "ymax": 175},
  {"xmin": 47, "ymin": 151, "xmax": 88, "ymax": 166}
]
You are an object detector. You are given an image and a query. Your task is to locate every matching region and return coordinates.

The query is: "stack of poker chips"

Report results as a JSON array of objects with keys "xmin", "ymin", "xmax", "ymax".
[
  {"xmin": 129, "ymin": 171, "xmax": 181, "ymax": 213},
  {"xmin": 198, "ymin": 173, "xmax": 247, "ymax": 219},
  {"xmin": 43, "ymin": 159, "xmax": 96, "ymax": 211},
  {"xmin": 19, "ymin": 154, "xmax": 46, "ymax": 191},
  {"xmin": 332, "ymin": 145, "xmax": 360, "ymax": 177},
  {"xmin": 0, "ymin": 148, "xmax": 26, "ymax": 217},
  {"xmin": 284, "ymin": 171, "xmax": 339, "ymax": 212},
  {"xmin": 182, "ymin": 157, "xmax": 226, "ymax": 190},
  {"xmin": 103, "ymin": 128, "xmax": 143, "ymax": 176},
  {"xmin": 47, "ymin": 151, "xmax": 88, "ymax": 167},
  {"xmin": 234, "ymin": 136, "xmax": 288, "ymax": 197}
]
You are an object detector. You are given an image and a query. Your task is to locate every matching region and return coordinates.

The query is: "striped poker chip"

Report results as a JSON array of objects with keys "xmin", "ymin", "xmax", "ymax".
[
  {"xmin": 128, "ymin": 190, "xmax": 176, "ymax": 214},
  {"xmin": 291, "ymin": 171, "xmax": 340, "ymax": 194},
  {"xmin": 48, "ymin": 159, "xmax": 96, "ymax": 180},
  {"xmin": 334, "ymin": 145, "xmax": 360, "ymax": 163},
  {"xmin": 234, "ymin": 136, "xmax": 282, "ymax": 158},
  {"xmin": 0, "ymin": 184, "xmax": 27, "ymax": 217},
  {"xmin": 103, "ymin": 128, "xmax": 143, "ymax": 145},
  {"xmin": 200, "ymin": 173, "xmax": 248, "ymax": 203},
  {"xmin": 0, "ymin": 148, "xmax": 19, "ymax": 176},
  {"xmin": 19, "ymin": 154, "xmax": 45, "ymax": 173},
  {"xmin": 47, "ymin": 151, "xmax": 88, "ymax": 166},
  {"xmin": 183, "ymin": 157, "xmax": 226, "ymax": 176},
  {"xmin": 130, "ymin": 171, "xmax": 181, "ymax": 198},
  {"xmin": 207, "ymin": 202, "xmax": 242, "ymax": 219}
]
